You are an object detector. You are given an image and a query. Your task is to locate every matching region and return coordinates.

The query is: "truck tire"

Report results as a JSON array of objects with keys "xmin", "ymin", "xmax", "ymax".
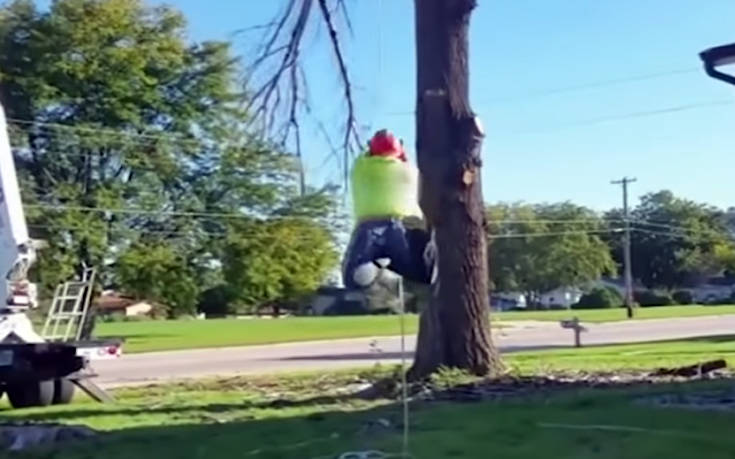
[
  {"xmin": 7, "ymin": 380, "xmax": 55, "ymax": 408},
  {"xmin": 53, "ymin": 378, "xmax": 75, "ymax": 404}
]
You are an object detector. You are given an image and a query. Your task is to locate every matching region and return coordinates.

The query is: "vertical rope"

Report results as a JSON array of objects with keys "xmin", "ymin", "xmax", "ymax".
[{"xmin": 398, "ymin": 276, "xmax": 409, "ymax": 457}]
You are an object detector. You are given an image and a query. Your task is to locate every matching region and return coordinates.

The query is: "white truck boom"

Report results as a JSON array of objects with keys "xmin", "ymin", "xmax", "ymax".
[{"xmin": 0, "ymin": 104, "xmax": 37, "ymax": 312}]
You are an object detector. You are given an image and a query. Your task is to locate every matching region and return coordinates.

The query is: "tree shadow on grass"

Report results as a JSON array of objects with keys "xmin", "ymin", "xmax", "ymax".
[
  {"xmin": 10, "ymin": 379, "xmax": 735, "ymax": 459},
  {"xmin": 278, "ymin": 345, "xmax": 569, "ymax": 363},
  {"xmin": 13, "ymin": 405, "xmax": 404, "ymax": 459},
  {"xmin": 96, "ymin": 333, "xmax": 179, "ymax": 340},
  {"xmin": 669, "ymin": 335, "xmax": 735, "ymax": 344}
]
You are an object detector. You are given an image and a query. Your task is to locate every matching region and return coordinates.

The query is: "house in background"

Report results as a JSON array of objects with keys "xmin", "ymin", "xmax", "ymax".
[
  {"xmin": 308, "ymin": 286, "xmax": 369, "ymax": 315},
  {"xmin": 95, "ymin": 292, "xmax": 153, "ymax": 317},
  {"xmin": 592, "ymin": 277, "xmax": 647, "ymax": 296},
  {"xmin": 490, "ymin": 292, "xmax": 526, "ymax": 311},
  {"xmin": 538, "ymin": 286, "xmax": 584, "ymax": 309},
  {"xmin": 689, "ymin": 276, "xmax": 735, "ymax": 304}
]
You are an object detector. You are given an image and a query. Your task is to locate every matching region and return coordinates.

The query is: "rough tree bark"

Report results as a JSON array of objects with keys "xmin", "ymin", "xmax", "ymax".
[{"xmin": 410, "ymin": 0, "xmax": 503, "ymax": 379}]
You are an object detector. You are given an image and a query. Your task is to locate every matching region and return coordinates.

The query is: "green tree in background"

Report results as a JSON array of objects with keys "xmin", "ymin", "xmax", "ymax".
[
  {"xmin": 116, "ymin": 242, "xmax": 199, "ymax": 317},
  {"xmin": 222, "ymin": 217, "xmax": 338, "ymax": 314},
  {"xmin": 605, "ymin": 191, "xmax": 735, "ymax": 288},
  {"xmin": 0, "ymin": 0, "xmax": 339, "ymax": 314},
  {"xmin": 486, "ymin": 202, "xmax": 616, "ymax": 306}
]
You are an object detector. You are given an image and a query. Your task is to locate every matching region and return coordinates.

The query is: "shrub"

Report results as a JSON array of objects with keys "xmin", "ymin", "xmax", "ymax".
[
  {"xmin": 672, "ymin": 290, "xmax": 694, "ymax": 305},
  {"xmin": 704, "ymin": 295, "xmax": 734, "ymax": 306},
  {"xmin": 634, "ymin": 290, "xmax": 673, "ymax": 307},
  {"xmin": 99, "ymin": 312, "xmax": 126, "ymax": 323},
  {"xmin": 98, "ymin": 313, "xmax": 152, "ymax": 323},
  {"xmin": 198, "ymin": 285, "xmax": 238, "ymax": 317},
  {"xmin": 572, "ymin": 287, "xmax": 622, "ymax": 310},
  {"xmin": 324, "ymin": 299, "xmax": 369, "ymax": 316}
]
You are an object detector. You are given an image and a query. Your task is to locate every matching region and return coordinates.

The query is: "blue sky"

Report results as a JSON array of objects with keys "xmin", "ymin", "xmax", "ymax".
[{"xmin": 157, "ymin": 1, "xmax": 733, "ymax": 210}]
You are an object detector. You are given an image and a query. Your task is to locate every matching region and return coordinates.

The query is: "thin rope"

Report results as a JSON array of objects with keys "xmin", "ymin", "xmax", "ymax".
[{"xmin": 398, "ymin": 276, "xmax": 409, "ymax": 457}]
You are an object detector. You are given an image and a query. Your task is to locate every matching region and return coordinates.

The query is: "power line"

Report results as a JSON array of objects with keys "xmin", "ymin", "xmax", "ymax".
[
  {"xmin": 485, "ymin": 68, "xmax": 700, "ymax": 103},
  {"xmin": 515, "ymin": 100, "xmax": 734, "ymax": 134},
  {"xmin": 24, "ymin": 203, "xmax": 335, "ymax": 222},
  {"xmin": 633, "ymin": 220, "xmax": 717, "ymax": 233},
  {"xmin": 489, "ymin": 229, "xmax": 622, "ymax": 239},
  {"xmin": 634, "ymin": 227, "xmax": 691, "ymax": 239},
  {"xmin": 26, "ymin": 223, "xmax": 337, "ymax": 243},
  {"xmin": 490, "ymin": 218, "xmax": 624, "ymax": 225},
  {"xmin": 7, "ymin": 118, "xmax": 204, "ymax": 147},
  {"xmin": 384, "ymin": 66, "xmax": 702, "ymax": 116},
  {"xmin": 33, "ymin": 202, "xmax": 728, "ymax": 237},
  {"xmin": 633, "ymin": 224, "xmax": 735, "ymax": 242},
  {"xmin": 28, "ymin": 220, "xmax": 620, "ymax": 242},
  {"xmin": 27, "ymin": 203, "xmax": 627, "ymax": 226}
]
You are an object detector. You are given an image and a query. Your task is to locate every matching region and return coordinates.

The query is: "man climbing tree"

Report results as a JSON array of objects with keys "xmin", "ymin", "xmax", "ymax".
[{"xmin": 246, "ymin": 0, "xmax": 501, "ymax": 378}]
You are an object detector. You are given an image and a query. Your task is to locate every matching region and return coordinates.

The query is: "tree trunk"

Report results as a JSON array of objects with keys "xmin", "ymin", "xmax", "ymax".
[{"xmin": 410, "ymin": 0, "xmax": 502, "ymax": 379}]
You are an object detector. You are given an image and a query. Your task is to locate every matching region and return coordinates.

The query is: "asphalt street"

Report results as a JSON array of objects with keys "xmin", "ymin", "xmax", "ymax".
[{"xmin": 93, "ymin": 314, "xmax": 735, "ymax": 387}]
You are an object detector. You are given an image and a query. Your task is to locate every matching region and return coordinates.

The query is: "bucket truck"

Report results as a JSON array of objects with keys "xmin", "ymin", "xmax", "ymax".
[{"xmin": 0, "ymin": 103, "xmax": 122, "ymax": 409}]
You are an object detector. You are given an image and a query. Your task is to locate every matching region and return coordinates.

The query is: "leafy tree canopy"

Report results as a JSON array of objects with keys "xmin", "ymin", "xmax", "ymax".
[
  {"xmin": 1, "ymin": 0, "xmax": 339, "ymax": 315},
  {"xmin": 486, "ymin": 202, "xmax": 616, "ymax": 302}
]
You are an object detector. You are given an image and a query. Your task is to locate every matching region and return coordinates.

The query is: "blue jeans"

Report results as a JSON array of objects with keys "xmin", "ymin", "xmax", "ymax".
[{"xmin": 342, "ymin": 218, "xmax": 433, "ymax": 289}]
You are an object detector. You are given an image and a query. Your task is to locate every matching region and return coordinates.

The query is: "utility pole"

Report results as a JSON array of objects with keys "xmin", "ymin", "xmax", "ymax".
[{"xmin": 612, "ymin": 177, "xmax": 637, "ymax": 318}]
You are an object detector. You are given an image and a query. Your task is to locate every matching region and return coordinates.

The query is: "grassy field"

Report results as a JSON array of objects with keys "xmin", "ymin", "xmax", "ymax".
[
  {"xmin": 498, "ymin": 304, "xmax": 735, "ymax": 322},
  {"xmin": 96, "ymin": 315, "xmax": 421, "ymax": 353},
  {"xmin": 509, "ymin": 334, "xmax": 735, "ymax": 373},
  {"xmin": 4, "ymin": 340, "xmax": 735, "ymax": 459},
  {"xmin": 96, "ymin": 305, "xmax": 735, "ymax": 354}
]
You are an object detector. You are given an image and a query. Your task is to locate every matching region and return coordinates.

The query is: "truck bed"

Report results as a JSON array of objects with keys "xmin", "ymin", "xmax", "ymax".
[
  {"xmin": 0, "ymin": 337, "xmax": 124, "ymax": 383},
  {"xmin": 0, "ymin": 342, "xmax": 83, "ymax": 383}
]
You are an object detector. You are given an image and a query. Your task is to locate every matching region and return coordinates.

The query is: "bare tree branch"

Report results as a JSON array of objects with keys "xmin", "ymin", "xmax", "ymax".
[
  {"xmin": 246, "ymin": 0, "xmax": 312, "ymax": 121},
  {"xmin": 337, "ymin": 0, "xmax": 354, "ymax": 37},
  {"xmin": 244, "ymin": 0, "xmax": 361, "ymax": 192},
  {"xmin": 289, "ymin": 63, "xmax": 305, "ymax": 195},
  {"xmin": 262, "ymin": 0, "xmax": 298, "ymax": 55},
  {"xmin": 317, "ymin": 0, "xmax": 361, "ymax": 183}
]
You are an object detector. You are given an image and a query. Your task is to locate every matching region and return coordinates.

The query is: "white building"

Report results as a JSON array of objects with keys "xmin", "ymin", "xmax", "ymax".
[{"xmin": 538, "ymin": 286, "xmax": 584, "ymax": 309}]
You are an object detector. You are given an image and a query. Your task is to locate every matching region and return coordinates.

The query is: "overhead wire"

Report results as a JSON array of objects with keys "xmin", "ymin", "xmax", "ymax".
[
  {"xmin": 7, "ymin": 118, "xmax": 204, "ymax": 147},
  {"xmin": 25, "ymin": 203, "xmax": 630, "ymax": 227},
  {"xmin": 483, "ymin": 67, "xmax": 700, "ymax": 103},
  {"xmin": 384, "ymin": 66, "xmax": 704, "ymax": 117},
  {"xmin": 633, "ymin": 225, "xmax": 735, "ymax": 242},
  {"xmin": 513, "ymin": 99, "xmax": 735, "ymax": 134},
  {"xmin": 24, "ymin": 203, "xmax": 345, "ymax": 222},
  {"xmin": 633, "ymin": 227, "xmax": 694, "ymax": 239},
  {"xmin": 489, "ymin": 228, "xmax": 622, "ymax": 239}
]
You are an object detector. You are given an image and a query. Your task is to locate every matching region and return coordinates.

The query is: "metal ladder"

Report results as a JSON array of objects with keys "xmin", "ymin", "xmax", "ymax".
[{"xmin": 41, "ymin": 267, "xmax": 96, "ymax": 342}]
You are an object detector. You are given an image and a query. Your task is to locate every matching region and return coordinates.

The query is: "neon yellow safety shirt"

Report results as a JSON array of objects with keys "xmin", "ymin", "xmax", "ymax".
[{"xmin": 350, "ymin": 154, "xmax": 421, "ymax": 221}]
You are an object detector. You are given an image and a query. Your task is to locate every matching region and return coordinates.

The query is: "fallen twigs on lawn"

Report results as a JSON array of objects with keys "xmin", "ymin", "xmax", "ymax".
[{"xmin": 651, "ymin": 359, "xmax": 727, "ymax": 377}]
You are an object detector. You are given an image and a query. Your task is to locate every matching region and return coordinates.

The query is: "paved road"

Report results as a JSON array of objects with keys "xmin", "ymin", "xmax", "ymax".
[{"xmin": 94, "ymin": 314, "xmax": 735, "ymax": 388}]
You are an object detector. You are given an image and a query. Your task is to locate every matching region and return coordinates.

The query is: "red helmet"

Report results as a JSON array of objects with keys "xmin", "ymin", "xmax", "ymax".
[{"xmin": 368, "ymin": 129, "xmax": 406, "ymax": 161}]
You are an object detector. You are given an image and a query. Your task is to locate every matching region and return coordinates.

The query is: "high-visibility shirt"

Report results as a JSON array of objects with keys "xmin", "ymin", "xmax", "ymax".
[{"xmin": 351, "ymin": 154, "xmax": 421, "ymax": 221}]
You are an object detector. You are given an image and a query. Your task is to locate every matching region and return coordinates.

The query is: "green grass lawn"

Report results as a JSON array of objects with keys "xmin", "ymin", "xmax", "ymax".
[
  {"xmin": 497, "ymin": 304, "xmax": 735, "ymax": 323},
  {"xmin": 4, "ymin": 357, "xmax": 735, "ymax": 459},
  {"xmin": 508, "ymin": 334, "xmax": 735, "ymax": 373},
  {"xmin": 96, "ymin": 315, "xmax": 421, "ymax": 353},
  {"xmin": 96, "ymin": 305, "xmax": 735, "ymax": 354}
]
